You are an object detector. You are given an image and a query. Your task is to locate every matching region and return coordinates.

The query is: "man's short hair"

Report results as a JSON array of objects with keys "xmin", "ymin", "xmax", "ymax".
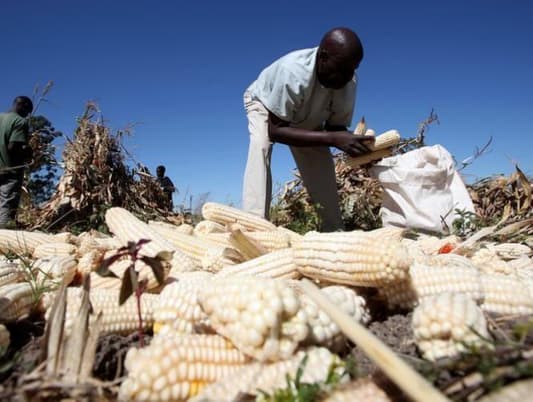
[{"xmin": 14, "ymin": 96, "xmax": 34, "ymax": 112}]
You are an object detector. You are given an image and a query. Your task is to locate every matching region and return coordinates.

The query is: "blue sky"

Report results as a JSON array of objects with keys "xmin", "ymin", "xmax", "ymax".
[{"xmin": 1, "ymin": 1, "xmax": 532, "ymax": 209}]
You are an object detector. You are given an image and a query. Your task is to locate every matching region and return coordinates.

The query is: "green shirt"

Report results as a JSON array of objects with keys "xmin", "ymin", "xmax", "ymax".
[{"xmin": 0, "ymin": 112, "xmax": 29, "ymax": 169}]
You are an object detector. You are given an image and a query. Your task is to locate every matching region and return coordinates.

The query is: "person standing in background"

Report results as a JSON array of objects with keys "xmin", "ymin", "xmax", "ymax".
[{"xmin": 156, "ymin": 165, "xmax": 176, "ymax": 211}]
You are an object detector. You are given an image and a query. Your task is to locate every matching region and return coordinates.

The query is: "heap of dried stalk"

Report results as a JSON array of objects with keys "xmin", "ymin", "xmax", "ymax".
[{"xmin": 25, "ymin": 103, "xmax": 182, "ymax": 232}]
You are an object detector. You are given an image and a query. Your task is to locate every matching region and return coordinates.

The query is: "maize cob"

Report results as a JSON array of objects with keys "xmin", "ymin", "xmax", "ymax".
[
  {"xmin": 299, "ymin": 285, "xmax": 370, "ymax": 351},
  {"xmin": 202, "ymin": 202, "xmax": 277, "ymax": 232},
  {"xmin": 479, "ymin": 273, "xmax": 533, "ymax": 315},
  {"xmin": 228, "ymin": 226, "xmax": 268, "ymax": 260},
  {"xmin": 0, "ymin": 230, "xmax": 55, "ymax": 255},
  {"xmin": 48, "ymin": 287, "xmax": 158, "ymax": 336},
  {"xmin": 153, "ymin": 271, "xmax": 213, "ymax": 335},
  {"xmin": 118, "ymin": 334, "xmax": 251, "ymax": 401},
  {"xmin": 32, "ymin": 242, "xmax": 78, "ymax": 260},
  {"xmin": 367, "ymin": 226, "xmax": 405, "ymax": 242},
  {"xmin": 0, "ymin": 282, "xmax": 35, "ymax": 322},
  {"xmin": 412, "ymin": 234, "xmax": 461, "ymax": 256},
  {"xmin": 0, "ymin": 324, "xmax": 8, "ymax": 357},
  {"xmin": 0, "ymin": 260, "xmax": 25, "ymax": 286},
  {"xmin": 471, "ymin": 247, "xmax": 514, "ymax": 275},
  {"xmin": 277, "ymin": 226, "xmax": 303, "ymax": 243},
  {"xmin": 413, "ymin": 293, "xmax": 491, "ymax": 361},
  {"xmin": 194, "ymin": 220, "xmax": 227, "ymax": 235},
  {"xmin": 321, "ymin": 380, "xmax": 391, "ymax": 402},
  {"xmin": 477, "ymin": 379, "xmax": 533, "ymax": 402},
  {"xmin": 149, "ymin": 220, "xmax": 194, "ymax": 235},
  {"xmin": 353, "ymin": 117, "xmax": 367, "ymax": 135},
  {"xmin": 147, "ymin": 223, "xmax": 240, "ymax": 271},
  {"xmin": 510, "ymin": 257, "xmax": 533, "ymax": 279},
  {"xmin": 206, "ymin": 231, "xmax": 291, "ymax": 254},
  {"xmin": 487, "ymin": 242, "xmax": 532, "ymax": 260},
  {"xmin": 198, "ymin": 277, "xmax": 309, "ymax": 361},
  {"xmin": 378, "ymin": 261, "xmax": 483, "ymax": 309},
  {"xmin": 216, "ymin": 249, "xmax": 299, "ymax": 279},
  {"xmin": 192, "ymin": 347, "xmax": 345, "ymax": 402},
  {"xmin": 345, "ymin": 130, "xmax": 400, "ymax": 168},
  {"xmin": 105, "ymin": 207, "xmax": 197, "ymax": 273},
  {"xmin": 294, "ymin": 231, "xmax": 411, "ymax": 287},
  {"xmin": 52, "ymin": 232, "xmax": 78, "ymax": 244},
  {"xmin": 34, "ymin": 255, "xmax": 78, "ymax": 287},
  {"xmin": 76, "ymin": 249, "xmax": 105, "ymax": 275}
]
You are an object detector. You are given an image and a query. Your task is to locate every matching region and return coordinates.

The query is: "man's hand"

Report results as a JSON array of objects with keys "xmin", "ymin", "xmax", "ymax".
[{"xmin": 330, "ymin": 131, "xmax": 375, "ymax": 157}]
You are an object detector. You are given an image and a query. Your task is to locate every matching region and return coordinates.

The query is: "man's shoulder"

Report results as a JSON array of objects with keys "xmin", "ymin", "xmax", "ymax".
[
  {"xmin": 0, "ymin": 112, "xmax": 26, "ymax": 127},
  {"xmin": 274, "ymin": 47, "xmax": 318, "ymax": 73}
]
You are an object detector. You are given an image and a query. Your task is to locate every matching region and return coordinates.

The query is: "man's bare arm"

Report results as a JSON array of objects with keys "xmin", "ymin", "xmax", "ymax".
[{"xmin": 267, "ymin": 112, "xmax": 373, "ymax": 156}]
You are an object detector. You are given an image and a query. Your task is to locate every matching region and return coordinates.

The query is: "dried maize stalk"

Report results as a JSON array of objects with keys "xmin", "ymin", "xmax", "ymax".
[
  {"xmin": 0, "ymin": 282, "xmax": 35, "ymax": 322},
  {"xmin": 294, "ymin": 231, "xmax": 411, "ymax": 287},
  {"xmin": 153, "ymin": 271, "xmax": 213, "ymax": 335},
  {"xmin": 198, "ymin": 277, "xmax": 309, "ymax": 361},
  {"xmin": 345, "ymin": 130, "xmax": 400, "ymax": 168},
  {"xmin": 105, "ymin": 207, "xmax": 197, "ymax": 273},
  {"xmin": 413, "ymin": 293, "xmax": 491, "ymax": 361},
  {"xmin": 192, "ymin": 347, "xmax": 345, "ymax": 402},
  {"xmin": 119, "ymin": 334, "xmax": 251, "ymax": 401},
  {"xmin": 216, "ymin": 249, "xmax": 299, "ymax": 280},
  {"xmin": 202, "ymin": 202, "xmax": 277, "ymax": 232},
  {"xmin": 0, "ymin": 230, "xmax": 55, "ymax": 255}
]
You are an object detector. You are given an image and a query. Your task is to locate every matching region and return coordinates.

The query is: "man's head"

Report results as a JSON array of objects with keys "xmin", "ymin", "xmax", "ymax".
[
  {"xmin": 156, "ymin": 165, "xmax": 165, "ymax": 178},
  {"xmin": 316, "ymin": 28, "xmax": 364, "ymax": 90},
  {"xmin": 11, "ymin": 96, "xmax": 33, "ymax": 118}
]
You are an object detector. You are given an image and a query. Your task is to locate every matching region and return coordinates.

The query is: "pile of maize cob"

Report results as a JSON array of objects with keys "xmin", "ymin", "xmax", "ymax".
[{"xmin": 0, "ymin": 201, "xmax": 531, "ymax": 401}]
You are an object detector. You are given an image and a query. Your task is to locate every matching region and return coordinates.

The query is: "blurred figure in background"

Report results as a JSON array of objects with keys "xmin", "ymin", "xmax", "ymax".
[{"xmin": 156, "ymin": 165, "xmax": 176, "ymax": 211}]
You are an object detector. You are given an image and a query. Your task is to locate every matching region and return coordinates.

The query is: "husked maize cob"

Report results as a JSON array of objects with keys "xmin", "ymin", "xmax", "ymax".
[
  {"xmin": 321, "ymin": 380, "xmax": 391, "ymax": 402},
  {"xmin": 378, "ymin": 261, "xmax": 483, "ymax": 309},
  {"xmin": 148, "ymin": 223, "xmax": 240, "ymax": 271},
  {"xmin": 34, "ymin": 255, "xmax": 78, "ymax": 287},
  {"xmin": 471, "ymin": 247, "xmax": 514, "ymax": 275},
  {"xmin": 488, "ymin": 243, "xmax": 532, "ymax": 260},
  {"xmin": 277, "ymin": 226, "xmax": 303, "ymax": 243},
  {"xmin": 299, "ymin": 285, "xmax": 370, "ymax": 351},
  {"xmin": 149, "ymin": 220, "xmax": 194, "ymax": 235},
  {"xmin": 411, "ymin": 234, "xmax": 461, "ymax": 256},
  {"xmin": 77, "ymin": 249, "xmax": 105, "ymax": 275},
  {"xmin": 206, "ymin": 231, "xmax": 291, "ymax": 253},
  {"xmin": 294, "ymin": 231, "xmax": 411, "ymax": 287},
  {"xmin": 78, "ymin": 233, "xmax": 121, "ymax": 255},
  {"xmin": 192, "ymin": 347, "xmax": 344, "ymax": 402},
  {"xmin": 479, "ymin": 273, "xmax": 533, "ymax": 315},
  {"xmin": 0, "ymin": 324, "xmax": 9, "ymax": 357},
  {"xmin": 49, "ymin": 287, "xmax": 158, "ymax": 336},
  {"xmin": 119, "ymin": 334, "xmax": 251, "ymax": 401},
  {"xmin": 194, "ymin": 220, "xmax": 227, "ymax": 235},
  {"xmin": 32, "ymin": 242, "xmax": 77, "ymax": 259},
  {"xmin": 367, "ymin": 226, "xmax": 405, "ymax": 242},
  {"xmin": 0, "ymin": 260, "xmax": 25, "ymax": 286},
  {"xmin": 413, "ymin": 293, "xmax": 491, "ymax": 361},
  {"xmin": 198, "ymin": 277, "xmax": 309, "ymax": 361},
  {"xmin": 0, "ymin": 230, "xmax": 55, "ymax": 255},
  {"xmin": 353, "ymin": 117, "xmax": 367, "ymax": 135},
  {"xmin": 202, "ymin": 202, "xmax": 277, "ymax": 232},
  {"xmin": 0, "ymin": 282, "xmax": 35, "ymax": 322},
  {"xmin": 216, "ymin": 249, "xmax": 300, "ymax": 279},
  {"xmin": 477, "ymin": 379, "xmax": 533, "ymax": 402},
  {"xmin": 105, "ymin": 207, "xmax": 197, "ymax": 273},
  {"xmin": 345, "ymin": 130, "xmax": 400, "ymax": 168},
  {"xmin": 153, "ymin": 271, "xmax": 213, "ymax": 335},
  {"xmin": 52, "ymin": 232, "xmax": 78, "ymax": 244},
  {"xmin": 510, "ymin": 257, "xmax": 533, "ymax": 279}
]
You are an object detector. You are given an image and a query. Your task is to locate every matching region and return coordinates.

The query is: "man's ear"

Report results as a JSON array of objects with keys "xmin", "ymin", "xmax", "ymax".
[{"xmin": 318, "ymin": 48, "xmax": 329, "ymax": 62}]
